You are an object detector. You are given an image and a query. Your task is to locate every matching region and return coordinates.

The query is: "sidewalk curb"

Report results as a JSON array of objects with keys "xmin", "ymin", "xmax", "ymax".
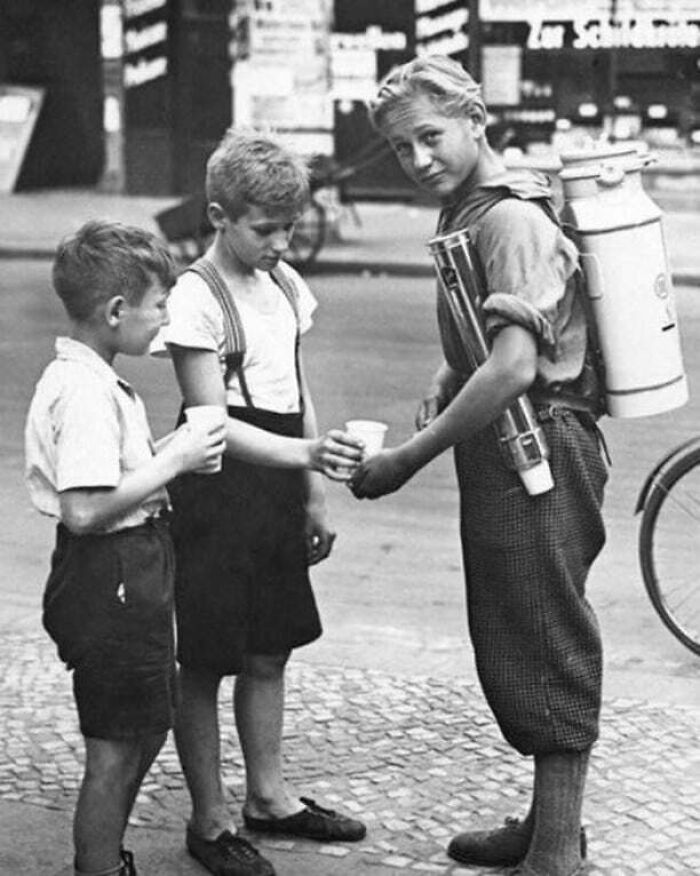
[{"xmin": 2, "ymin": 245, "xmax": 700, "ymax": 288}]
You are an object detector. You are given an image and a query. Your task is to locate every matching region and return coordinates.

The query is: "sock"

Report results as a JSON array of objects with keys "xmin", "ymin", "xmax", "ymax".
[
  {"xmin": 74, "ymin": 864, "xmax": 122, "ymax": 876},
  {"xmin": 524, "ymin": 748, "xmax": 590, "ymax": 876}
]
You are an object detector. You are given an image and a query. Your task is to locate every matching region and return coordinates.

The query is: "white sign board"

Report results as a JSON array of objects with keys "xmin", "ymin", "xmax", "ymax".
[{"xmin": 0, "ymin": 86, "xmax": 44, "ymax": 193}]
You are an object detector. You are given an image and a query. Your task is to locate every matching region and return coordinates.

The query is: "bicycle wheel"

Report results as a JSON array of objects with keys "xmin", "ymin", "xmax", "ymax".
[
  {"xmin": 286, "ymin": 200, "xmax": 326, "ymax": 267},
  {"xmin": 638, "ymin": 444, "xmax": 700, "ymax": 656}
]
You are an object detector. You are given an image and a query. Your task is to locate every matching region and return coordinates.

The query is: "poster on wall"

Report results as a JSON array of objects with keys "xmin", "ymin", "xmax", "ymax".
[
  {"xmin": 231, "ymin": 0, "xmax": 334, "ymax": 156},
  {"xmin": 0, "ymin": 86, "xmax": 44, "ymax": 193}
]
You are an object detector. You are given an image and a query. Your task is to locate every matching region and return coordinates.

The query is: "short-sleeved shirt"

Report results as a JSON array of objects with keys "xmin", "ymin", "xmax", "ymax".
[
  {"xmin": 25, "ymin": 337, "xmax": 169, "ymax": 532},
  {"xmin": 151, "ymin": 261, "xmax": 316, "ymax": 414},
  {"xmin": 436, "ymin": 170, "xmax": 587, "ymax": 391}
]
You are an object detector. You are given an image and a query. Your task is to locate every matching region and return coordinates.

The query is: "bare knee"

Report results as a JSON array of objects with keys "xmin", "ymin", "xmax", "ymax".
[{"xmin": 242, "ymin": 652, "xmax": 290, "ymax": 681}]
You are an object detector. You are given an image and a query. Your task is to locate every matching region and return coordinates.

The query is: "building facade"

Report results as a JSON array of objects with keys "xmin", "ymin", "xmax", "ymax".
[{"xmin": 0, "ymin": 0, "xmax": 697, "ymax": 195}]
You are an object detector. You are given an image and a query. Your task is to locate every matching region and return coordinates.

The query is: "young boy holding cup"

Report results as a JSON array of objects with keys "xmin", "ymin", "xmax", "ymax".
[{"xmin": 151, "ymin": 128, "xmax": 366, "ymax": 876}]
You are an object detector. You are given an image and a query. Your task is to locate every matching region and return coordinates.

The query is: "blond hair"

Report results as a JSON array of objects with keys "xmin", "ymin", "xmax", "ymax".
[
  {"xmin": 369, "ymin": 55, "xmax": 484, "ymax": 132},
  {"xmin": 206, "ymin": 127, "xmax": 310, "ymax": 220}
]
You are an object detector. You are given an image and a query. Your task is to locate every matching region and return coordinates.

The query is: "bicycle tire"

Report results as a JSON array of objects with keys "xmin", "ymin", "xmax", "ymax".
[
  {"xmin": 286, "ymin": 200, "xmax": 326, "ymax": 267},
  {"xmin": 638, "ymin": 444, "xmax": 700, "ymax": 656}
]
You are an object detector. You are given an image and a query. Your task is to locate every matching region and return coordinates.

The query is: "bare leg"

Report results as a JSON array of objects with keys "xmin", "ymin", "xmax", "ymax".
[
  {"xmin": 73, "ymin": 733, "xmax": 164, "ymax": 873},
  {"xmin": 175, "ymin": 665, "xmax": 232, "ymax": 838},
  {"xmin": 235, "ymin": 651, "xmax": 302, "ymax": 819}
]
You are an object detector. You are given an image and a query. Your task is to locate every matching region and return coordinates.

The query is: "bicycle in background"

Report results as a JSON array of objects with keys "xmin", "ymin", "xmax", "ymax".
[{"xmin": 636, "ymin": 436, "xmax": 700, "ymax": 656}]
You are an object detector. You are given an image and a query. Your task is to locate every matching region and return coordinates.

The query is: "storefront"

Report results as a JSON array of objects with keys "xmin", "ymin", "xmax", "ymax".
[{"xmin": 477, "ymin": 0, "xmax": 700, "ymax": 151}]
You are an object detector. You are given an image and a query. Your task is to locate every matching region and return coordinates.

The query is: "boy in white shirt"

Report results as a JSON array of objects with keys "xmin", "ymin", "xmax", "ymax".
[
  {"xmin": 152, "ymin": 128, "xmax": 366, "ymax": 876},
  {"xmin": 25, "ymin": 220, "xmax": 226, "ymax": 876}
]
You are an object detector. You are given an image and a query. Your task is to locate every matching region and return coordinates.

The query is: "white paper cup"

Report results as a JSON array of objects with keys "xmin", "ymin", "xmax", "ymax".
[
  {"xmin": 345, "ymin": 419, "xmax": 388, "ymax": 457},
  {"xmin": 184, "ymin": 405, "xmax": 226, "ymax": 473}
]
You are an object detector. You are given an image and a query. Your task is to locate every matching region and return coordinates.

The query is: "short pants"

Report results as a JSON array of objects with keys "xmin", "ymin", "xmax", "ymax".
[
  {"xmin": 43, "ymin": 518, "xmax": 176, "ymax": 739},
  {"xmin": 169, "ymin": 406, "xmax": 322, "ymax": 676}
]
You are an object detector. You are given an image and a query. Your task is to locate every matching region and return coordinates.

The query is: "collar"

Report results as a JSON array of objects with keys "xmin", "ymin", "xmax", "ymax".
[{"xmin": 55, "ymin": 337, "xmax": 135, "ymax": 398}]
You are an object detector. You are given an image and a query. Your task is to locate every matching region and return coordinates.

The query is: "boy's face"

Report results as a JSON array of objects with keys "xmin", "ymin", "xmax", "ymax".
[
  {"xmin": 115, "ymin": 277, "xmax": 170, "ymax": 356},
  {"xmin": 219, "ymin": 203, "xmax": 299, "ymax": 272},
  {"xmin": 383, "ymin": 93, "xmax": 483, "ymax": 201}
]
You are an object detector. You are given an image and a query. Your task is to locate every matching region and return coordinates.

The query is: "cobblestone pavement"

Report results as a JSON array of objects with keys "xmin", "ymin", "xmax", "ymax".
[{"xmin": 2, "ymin": 632, "xmax": 699, "ymax": 875}]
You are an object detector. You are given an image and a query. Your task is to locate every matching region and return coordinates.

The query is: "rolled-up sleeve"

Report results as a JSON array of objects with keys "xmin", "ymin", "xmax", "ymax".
[{"xmin": 476, "ymin": 200, "xmax": 579, "ymax": 360}]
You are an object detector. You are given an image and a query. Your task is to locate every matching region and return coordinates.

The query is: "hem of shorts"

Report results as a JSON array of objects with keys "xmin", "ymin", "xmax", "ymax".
[{"xmin": 176, "ymin": 629, "xmax": 323, "ymax": 675}]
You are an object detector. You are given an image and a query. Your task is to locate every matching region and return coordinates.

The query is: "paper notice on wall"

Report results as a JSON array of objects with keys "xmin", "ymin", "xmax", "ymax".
[{"xmin": 231, "ymin": 0, "xmax": 333, "ymax": 155}]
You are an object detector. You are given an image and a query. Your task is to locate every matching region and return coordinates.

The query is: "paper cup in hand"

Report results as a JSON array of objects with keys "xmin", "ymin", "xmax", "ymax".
[
  {"xmin": 345, "ymin": 419, "xmax": 388, "ymax": 458},
  {"xmin": 184, "ymin": 405, "xmax": 226, "ymax": 473}
]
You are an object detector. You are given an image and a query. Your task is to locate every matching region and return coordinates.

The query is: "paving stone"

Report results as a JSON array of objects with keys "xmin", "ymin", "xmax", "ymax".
[{"xmin": 1, "ymin": 631, "xmax": 699, "ymax": 874}]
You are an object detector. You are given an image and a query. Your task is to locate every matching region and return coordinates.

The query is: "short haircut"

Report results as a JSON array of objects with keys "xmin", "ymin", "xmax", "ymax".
[
  {"xmin": 369, "ymin": 55, "xmax": 484, "ymax": 133},
  {"xmin": 205, "ymin": 127, "xmax": 310, "ymax": 220},
  {"xmin": 52, "ymin": 220, "xmax": 177, "ymax": 323}
]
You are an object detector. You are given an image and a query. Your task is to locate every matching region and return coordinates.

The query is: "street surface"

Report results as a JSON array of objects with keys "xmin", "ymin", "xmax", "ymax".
[
  {"xmin": 3, "ymin": 259, "xmax": 699, "ymax": 704},
  {"xmin": 2, "ymin": 259, "xmax": 700, "ymax": 875}
]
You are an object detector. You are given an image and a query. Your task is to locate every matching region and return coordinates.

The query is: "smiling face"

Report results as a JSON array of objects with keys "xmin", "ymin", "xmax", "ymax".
[
  {"xmin": 383, "ymin": 93, "xmax": 485, "ymax": 201},
  {"xmin": 213, "ymin": 203, "xmax": 299, "ymax": 273}
]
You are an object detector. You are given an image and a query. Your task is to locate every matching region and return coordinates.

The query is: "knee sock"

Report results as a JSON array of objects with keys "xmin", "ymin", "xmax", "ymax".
[
  {"xmin": 74, "ymin": 864, "xmax": 122, "ymax": 876},
  {"xmin": 524, "ymin": 748, "xmax": 590, "ymax": 876}
]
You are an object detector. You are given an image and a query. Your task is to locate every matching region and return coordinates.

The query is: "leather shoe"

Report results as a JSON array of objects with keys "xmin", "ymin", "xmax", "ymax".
[
  {"xmin": 243, "ymin": 797, "xmax": 366, "ymax": 842},
  {"xmin": 186, "ymin": 827, "xmax": 275, "ymax": 876},
  {"xmin": 447, "ymin": 817, "xmax": 587, "ymax": 867}
]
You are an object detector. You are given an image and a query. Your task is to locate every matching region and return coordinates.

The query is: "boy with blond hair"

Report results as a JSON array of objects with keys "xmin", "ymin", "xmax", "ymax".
[{"xmin": 152, "ymin": 128, "xmax": 366, "ymax": 876}]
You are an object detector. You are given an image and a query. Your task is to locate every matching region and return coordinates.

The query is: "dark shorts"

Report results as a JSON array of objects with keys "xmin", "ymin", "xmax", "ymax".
[
  {"xmin": 43, "ymin": 518, "xmax": 176, "ymax": 740},
  {"xmin": 455, "ymin": 407, "xmax": 608, "ymax": 756},
  {"xmin": 169, "ymin": 406, "xmax": 322, "ymax": 676}
]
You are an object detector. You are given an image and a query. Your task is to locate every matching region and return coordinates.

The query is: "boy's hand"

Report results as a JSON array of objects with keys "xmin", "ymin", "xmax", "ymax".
[
  {"xmin": 160, "ymin": 422, "xmax": 226, "ymax": 475},
  {"xmin": 349, "ymin": 447, "xmax": 415, "ymax": 499},
  {"xmin": 305, "ymin": 507, "xmax": 336, "ymax": 565},
  {"xmin": 309, "ymin": 429, "xmax": 365, "ymax": 482}
]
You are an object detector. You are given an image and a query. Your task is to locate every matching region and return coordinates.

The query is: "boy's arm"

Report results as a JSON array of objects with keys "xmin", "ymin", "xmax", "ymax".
[
  {"xmin": 352, "ymin": 324, "xmax": 538, "ymax": 498},
  {"xmin": 59, "ymin": 422, "xmax": 225, "ymax": 535},
  {"xmin": 168, "ymin": 344, "xmax": 362, "ymax": 476},
  {"xmin": 299, "ymin": 358, "xmax": 336, "ymax": 565},
  {"xmin": 415, "ymin": 360, "xmax": 466, "ymax": 430}
]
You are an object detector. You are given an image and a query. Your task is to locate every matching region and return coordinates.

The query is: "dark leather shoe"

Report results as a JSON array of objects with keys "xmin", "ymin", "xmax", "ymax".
[
  {"xmin": 186, "ymin": 827, "xmax": 275, "ymax": 876},
  {"xmin": 243, "ymin": 797, "xmax": 367, "ymax": 842},
  {"xmin": 119, "ymin": 848, "xmax": 137, "ymax": 876},
  {"xmin": 447, "ymin": 817, "xmax": 587, "ymax": 867}
]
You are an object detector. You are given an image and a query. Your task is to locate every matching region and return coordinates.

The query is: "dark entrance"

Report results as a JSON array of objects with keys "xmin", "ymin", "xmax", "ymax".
[{"xmin": 0, "ymin": 0, "xmax": 103, "ymax": 189}]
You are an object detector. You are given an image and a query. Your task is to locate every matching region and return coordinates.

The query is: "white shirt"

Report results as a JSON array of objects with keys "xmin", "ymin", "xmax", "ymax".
[
  {"xmin": 25, "ymin": 337, "xmax": 169, "ymax": 532},
  {"xmin": 151, "ymin": 263, "xmax": 316, "ymax": 414}
]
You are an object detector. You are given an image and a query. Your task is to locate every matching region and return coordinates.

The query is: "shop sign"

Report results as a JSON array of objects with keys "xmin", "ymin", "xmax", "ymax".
[
  {"xmin": 482, "ymin": 0, "xmax": 700, "ymax": 21},
  {"xmin": 528, "ymin": 15, "xmax": 700, "ymax": 49},
  {"xmin": 122, "ymin": 1, "xmax": 169, "ymax": 89},
  {"xmin": 415, "ymin": 0, "xmax": 468, "ymax": 55},
  {"xmin": 124, "ymin": 0, "xmax": 167, "ymax": 18}
]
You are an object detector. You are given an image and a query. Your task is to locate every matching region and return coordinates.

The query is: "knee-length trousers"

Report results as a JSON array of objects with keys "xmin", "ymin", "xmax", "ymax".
[{"xmin": 455, "ymin": 407, "xmax": 608, "ymax": 755}]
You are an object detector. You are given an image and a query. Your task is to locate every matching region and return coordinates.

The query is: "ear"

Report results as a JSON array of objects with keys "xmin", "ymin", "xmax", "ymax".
[
  {"xmin": 207, "ymin": 201, "xmax": 228, "ymax": 230},
  {"xmin": 105, "ymin": 295, "xmax": 125, "ymax": 327},
  {"xmin": 467, "ymin": 103, "xmax": 488, "ymax": 139}
]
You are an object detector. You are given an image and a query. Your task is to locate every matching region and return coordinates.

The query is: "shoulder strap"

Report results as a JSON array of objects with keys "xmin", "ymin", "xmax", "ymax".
[
  {"xmin": 270, "ymin": 263, "xmax": 301, "ymax": 327},
  {"xmin": 185, "ymin": 258, "xmax": 253, "ymax": 406},
  {"xmin": 186, "ymin": 258, "xmax": 246, "ymax": 357},
  {"xmin": 270, "ymin": 262, "xmax": 304, "ymax": 414}
]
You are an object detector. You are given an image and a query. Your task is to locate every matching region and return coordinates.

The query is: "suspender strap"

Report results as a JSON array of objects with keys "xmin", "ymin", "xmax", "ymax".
[
  {"xmin": 270, "ymin": 265, "xmax": 304, "ymax": 415},
  {"xmin": 185, "ymin": 258, "xmax": 304, "ymax": 413}
]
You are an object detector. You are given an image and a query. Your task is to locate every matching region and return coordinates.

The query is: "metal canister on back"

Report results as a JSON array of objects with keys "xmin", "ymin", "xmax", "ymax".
[
  {"xmin": 559, "ymin": 146, "xmax": 688, "ymax": 418},
  {"xmin": 428, "ymin": 228, "xmax": 554, "ymax": 497}
]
